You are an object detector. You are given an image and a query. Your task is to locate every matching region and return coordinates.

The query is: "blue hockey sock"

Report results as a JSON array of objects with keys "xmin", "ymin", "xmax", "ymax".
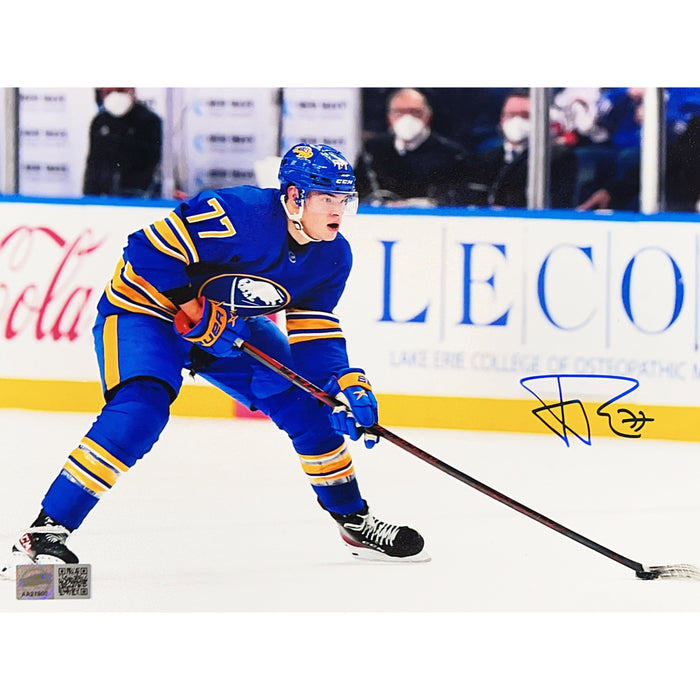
[
  {"xmin": 312, "ymin": 479, "xmax": 365, "ymax": 516},
  {"xmin": 42, "ymin": 472, "xmax": 99, "ymax": 531},
  {"xmin": 42, "ymin": 379, "xmax": 171, "ymax": 530}
]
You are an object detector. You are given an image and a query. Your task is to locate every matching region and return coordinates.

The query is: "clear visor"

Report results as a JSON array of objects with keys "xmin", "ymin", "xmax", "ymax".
[{"xmin": 303, "ymin": 190, "xmax": 359, "ymax": 216}]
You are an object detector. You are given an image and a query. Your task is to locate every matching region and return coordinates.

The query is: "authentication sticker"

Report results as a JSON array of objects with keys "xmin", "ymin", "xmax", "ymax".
[
  {"xmin": 16, "ymin": 565, "xmax": 54, "ymax": 600},
  {"xmin": 16, "ymin": 564, "xmax": 91, "ymax": 600}
]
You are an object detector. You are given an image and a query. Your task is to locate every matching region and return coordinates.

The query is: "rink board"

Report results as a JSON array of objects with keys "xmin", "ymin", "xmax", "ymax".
[{"xmin": 2, "ymin": 197, "xmax": 700, "ymax": 441}]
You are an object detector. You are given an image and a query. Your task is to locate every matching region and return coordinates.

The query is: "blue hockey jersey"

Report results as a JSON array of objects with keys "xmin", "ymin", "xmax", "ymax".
[{"xmin": 97, "ymin": 185, "xmax": 354, "ymax": 377}]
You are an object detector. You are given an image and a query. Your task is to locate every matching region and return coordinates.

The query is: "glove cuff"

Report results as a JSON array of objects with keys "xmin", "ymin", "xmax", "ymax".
[
  {"xmin": 337, "ymin": 368, "xmax": 372, "ymax": 392},
  {"xmin": 175, "ymin": 298, "xmax": 229, "ymax": 347}
]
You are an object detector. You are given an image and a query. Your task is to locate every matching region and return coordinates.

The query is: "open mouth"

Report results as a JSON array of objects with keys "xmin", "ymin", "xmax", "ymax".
[{"xmin": 328, "ymin": 222, "xmax": 340, "ymax": 231}]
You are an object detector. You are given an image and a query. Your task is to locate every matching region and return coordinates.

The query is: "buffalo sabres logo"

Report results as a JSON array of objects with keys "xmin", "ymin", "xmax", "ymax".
[
  {"xmin": 198, "ymin": 274, "xmax": 290, "ymax": 316},
  {"xmin": 292, "ymin": 145, "xmax": 314, "ymax": 159}
]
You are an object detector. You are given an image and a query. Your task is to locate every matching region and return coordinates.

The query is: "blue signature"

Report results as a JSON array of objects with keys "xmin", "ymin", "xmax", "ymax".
[{"xmin": 520, "ymin": 374, "xmax": 654, "ymax": 446}]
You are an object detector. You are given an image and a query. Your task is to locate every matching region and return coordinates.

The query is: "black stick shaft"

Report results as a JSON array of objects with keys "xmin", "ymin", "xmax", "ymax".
[{"xmin": 237, "ymin": 339, "xmax": 645, "ymax": 575}]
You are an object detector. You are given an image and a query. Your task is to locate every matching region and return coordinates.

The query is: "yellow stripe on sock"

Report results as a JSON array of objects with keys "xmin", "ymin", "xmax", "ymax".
[
  {"xmin": 298, "ymin": 443, "xmax": 351, "ymax": 475},
  {"xmin": 82, "ymin": 436, "xmax": 129, "ymax": 472},
  {"xmin": 63, "ymin": 460, "xmax": 109, "ymax": 494},
  {"xmin": 67, "ymin": 446, "xmax": 119, "ymax": 487}
]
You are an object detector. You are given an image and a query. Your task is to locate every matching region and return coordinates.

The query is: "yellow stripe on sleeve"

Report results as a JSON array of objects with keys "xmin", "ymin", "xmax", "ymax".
[
  {"xmin": 166, "ymin": 212, "xmax": 200, "ymax": 260},
  {"xmin": 152, "ymin": 219, "xmax": 193, "ymax": 264}
]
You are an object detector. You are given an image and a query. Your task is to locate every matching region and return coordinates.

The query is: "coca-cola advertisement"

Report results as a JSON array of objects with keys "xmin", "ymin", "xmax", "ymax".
[{"xmin": 0, "ymin": 202, "xmax": 171, "ymax": 380}]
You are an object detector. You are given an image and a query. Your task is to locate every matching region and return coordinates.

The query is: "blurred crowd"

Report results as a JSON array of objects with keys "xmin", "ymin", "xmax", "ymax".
[
  {"xmin": 357, "ymin": 87, "xmax": 700, "ymax": 213},
  {"xmin": 73, "ymin": 86, "xmax": 700, "ymax": 214}
]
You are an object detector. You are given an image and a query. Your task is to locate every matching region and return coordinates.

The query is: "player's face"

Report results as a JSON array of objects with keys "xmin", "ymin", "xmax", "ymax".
[{"xmin": 300, "ymin": 192, "xmax": 351, "ymax": 241}]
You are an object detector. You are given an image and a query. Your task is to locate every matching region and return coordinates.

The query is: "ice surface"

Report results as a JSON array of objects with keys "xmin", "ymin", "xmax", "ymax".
[
  {"xmin": 1, "ymin": 408, "xmax": 698, "ymax": 695},
  {"xmin": 2, "ymin": 408, "xmax": 700, "ymax": 612}
]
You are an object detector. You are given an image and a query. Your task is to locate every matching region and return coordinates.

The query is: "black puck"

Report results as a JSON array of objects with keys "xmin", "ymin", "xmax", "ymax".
[{"xmin": 636, "ymin": 569, "xmax": 661, "ymax": 580}]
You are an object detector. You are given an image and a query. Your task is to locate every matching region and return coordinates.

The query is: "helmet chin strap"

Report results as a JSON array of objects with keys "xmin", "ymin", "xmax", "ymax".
[{"xmin": 280, "ymin": 195, "xmax": 321, "ymax": 243}]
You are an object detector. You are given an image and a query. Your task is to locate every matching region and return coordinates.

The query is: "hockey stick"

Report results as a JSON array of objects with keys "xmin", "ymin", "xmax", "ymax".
[{"xmin": 234, "ymin": 338, "xmax": 700, "ymax": 581}]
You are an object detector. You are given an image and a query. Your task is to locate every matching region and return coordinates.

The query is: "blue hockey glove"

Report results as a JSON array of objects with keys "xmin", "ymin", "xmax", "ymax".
[
  {"xmin": 174, "ymin": 297, "xmax": 250, "ymax": 357},
  {"xmin": 324, "ymin": 368, "xmax": 379, "ymax": 449}
]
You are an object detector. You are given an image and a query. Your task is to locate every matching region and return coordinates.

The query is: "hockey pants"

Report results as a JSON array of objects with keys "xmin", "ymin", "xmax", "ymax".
[{"xmin": 40, "ymin": 314, "xmax": 364, "ymax": 530}]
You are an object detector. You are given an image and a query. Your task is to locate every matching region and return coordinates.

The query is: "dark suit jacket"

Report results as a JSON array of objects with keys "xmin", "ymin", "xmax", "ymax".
[
  {"xmin": 354, "ymin": 132, "xmax": 471, "ymax": 206},
  {"xmin": 465, "ymin": 143, "xmax": 578, "ymax": 209}
]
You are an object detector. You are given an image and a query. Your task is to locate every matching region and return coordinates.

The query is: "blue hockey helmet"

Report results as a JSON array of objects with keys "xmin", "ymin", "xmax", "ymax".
[{"xmin": 278, "ymin": 143, "xmax": 357, "ymax": 203}]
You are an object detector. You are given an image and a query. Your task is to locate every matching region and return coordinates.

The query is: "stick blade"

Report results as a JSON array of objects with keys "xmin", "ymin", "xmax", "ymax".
[{"xmin": 636, "ymin": 564, "xmax": 700, "ymax": 581}]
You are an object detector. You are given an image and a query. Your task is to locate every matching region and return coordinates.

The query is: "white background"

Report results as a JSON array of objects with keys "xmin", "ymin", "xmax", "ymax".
[{"xmin": 3, "ymin": 4, "xmax": 698, "ymax": 694}]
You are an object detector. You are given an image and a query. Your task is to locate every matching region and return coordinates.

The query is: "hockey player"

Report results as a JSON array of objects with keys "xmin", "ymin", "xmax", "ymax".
[{"xmin": 1, "ymin": 143, "xmax": 428, "ymax": 580}]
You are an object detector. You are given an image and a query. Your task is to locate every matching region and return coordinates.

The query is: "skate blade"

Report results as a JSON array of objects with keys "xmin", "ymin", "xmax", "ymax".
[
  {"xmin": 0, "ymin": 550, "xmax": 32, "ymax": 582},
  {"xmin": 344, "ymin": 542, "xmax": 432, "ymax": 563}
]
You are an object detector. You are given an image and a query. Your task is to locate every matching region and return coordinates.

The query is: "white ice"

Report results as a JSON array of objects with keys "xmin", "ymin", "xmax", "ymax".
[
  {"xmin": 2, "ymin": 408, "xmax": 700, "ymax": 612},
  {"xmin": 1, "ymin": 408, "xmax": 698, "ymax": 695}
]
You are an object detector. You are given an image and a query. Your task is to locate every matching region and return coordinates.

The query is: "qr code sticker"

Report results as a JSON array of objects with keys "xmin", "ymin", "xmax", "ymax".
[{"xmin": 56, "ymin": 564, "xmax": 91, "ymax": 599}]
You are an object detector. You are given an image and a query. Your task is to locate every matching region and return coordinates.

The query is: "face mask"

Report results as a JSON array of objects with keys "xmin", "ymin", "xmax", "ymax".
[
  {"xmin": 392, "ymin": 114, "xmax": 426, "ymax": 142},
  {"xmin": 502, "ymin": 116, "xmax": 530, "ymax": 144},
  {"xmin": 103, "ymin": 91, "xmax": 134, "ymax": 117}
]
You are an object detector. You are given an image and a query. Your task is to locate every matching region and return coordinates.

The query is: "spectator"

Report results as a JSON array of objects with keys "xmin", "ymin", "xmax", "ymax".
[
  {"xmin": 353, "ymin": 88, "xmax": 471, "ymax": 207},
  {"xmin": 360, "ymin": 88, "xmax": 512, "ymax": 152},
  {"xmin": 549, "ymin": 87, "xmax": 612, "ymax": 147},
  {"xmin": 578, "ymin": 91, "xmax": 700, "ymax": 212},
  {"xmin": 463, "ymin": 89, "xmax": 579, "ymax": 209},
  {"xmin": 548, "ymin": 88, "xmax": 619, "ymax": 206},
  {"xmin": 83, "ymin": 87, "xmax": 162, "ymax": 198}
]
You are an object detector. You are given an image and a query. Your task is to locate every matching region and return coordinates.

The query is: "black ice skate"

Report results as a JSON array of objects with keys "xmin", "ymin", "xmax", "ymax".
[
  {"xmin": 0, "ymin": 510, "xmax": 78, "ymax": 581},
  {"xmin": 330, "ymin": 501, "xmax": 430, "ymax": 562}
]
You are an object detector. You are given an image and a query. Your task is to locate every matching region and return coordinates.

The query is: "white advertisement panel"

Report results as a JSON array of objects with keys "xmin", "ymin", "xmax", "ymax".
[
  {"xmin": 0, "ymin": 201, "xmax": 170, "ymax": 380},
  {"xmin": 2, "ymin": 201, "xmax": 700, "ymax": 414},
  {"xmin": 337, "ymin": 212, "xmax": 700, "ymax": 407},
  {"xmin": 280, "ymin": 88, "xmax": 362, "ymax": 168},
  {"xmin": 175, "ymin": 88, "xmax": 280, "ymax": 194},
  {"xmin": 18, "ymin": 88, "xmax": 95, "ymax": 198}
]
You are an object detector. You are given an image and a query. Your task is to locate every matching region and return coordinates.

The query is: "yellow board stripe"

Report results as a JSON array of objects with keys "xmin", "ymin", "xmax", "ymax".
[{"xmin": 2, "ymin": 378, "xmax": 698, "ymax": 443}]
